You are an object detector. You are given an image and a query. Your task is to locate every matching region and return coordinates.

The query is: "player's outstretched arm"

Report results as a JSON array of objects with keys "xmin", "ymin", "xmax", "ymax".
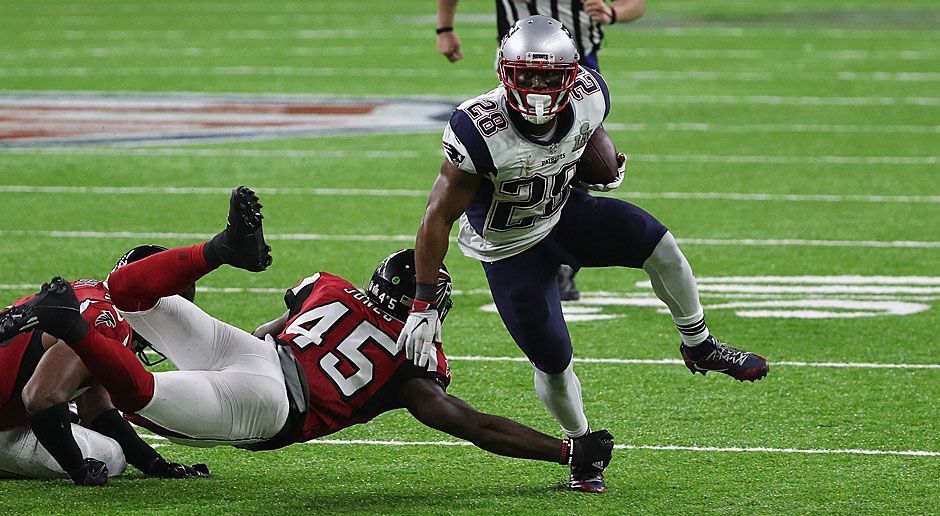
[
  {"xmin": 400, "ymin": 377, "xmax": 563, "ymax": 463},
  {"xmin": 415, "ymin": 160, "xmax": 479, "ymax": 287},
  {"xmin": 401, "ymin": 161, "xmax": 480, "ymax": 364}
]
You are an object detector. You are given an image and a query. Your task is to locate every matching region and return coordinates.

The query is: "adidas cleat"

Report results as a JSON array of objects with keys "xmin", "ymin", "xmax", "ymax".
[
  {"xmin": 680, "ymin": 336, "xmax": 769, "ymax": 382},
  {"xmin": 209, "ymin": 186, "xmax": 273, "ymax": 272},
  {"xmin": 568, "ymin": 429, "xmax": 613, "ymax": 494},
  {"xmin": 0, "ymin": 277, "xmax": 78, "ymax": 342},
  {"xmin": 570, "ymin": 467, "xmax": 606, "ymax": 493}
]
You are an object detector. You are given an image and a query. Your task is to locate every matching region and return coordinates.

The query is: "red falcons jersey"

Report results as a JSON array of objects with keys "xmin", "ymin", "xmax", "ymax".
[
  {"xmin": 276, "ymin": 273, "xmax": 451, "ymax": 442},
  {"xmin": 0, "ymin": 280, "xmax": 133, "ymax": 429}
]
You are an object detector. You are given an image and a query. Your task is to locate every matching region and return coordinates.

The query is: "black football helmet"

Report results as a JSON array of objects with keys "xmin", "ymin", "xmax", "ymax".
[
  {"xmin": 112, "ymin": 244, "xmax": 197, "ymax": 366},
  {"xmin": 367, "ymin": 249, "xmax": 453, "ymax": 323}
]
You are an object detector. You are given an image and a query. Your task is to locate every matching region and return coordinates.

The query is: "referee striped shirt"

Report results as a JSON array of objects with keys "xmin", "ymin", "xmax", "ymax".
[{"xmin": 495, "ymin": 0, "xmax": 604, "ymax": 61}]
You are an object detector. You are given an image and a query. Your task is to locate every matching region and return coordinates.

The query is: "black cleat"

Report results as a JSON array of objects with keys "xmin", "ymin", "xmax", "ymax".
[
  {"xmin": 569, "ymin": 429, "xmax": 614, "ymax": 494},
  {"xmin": 0, "ymin": 277, "xmax": 79, "ymax": 342},
  {"xmin": 557, "ymin": 264, "xmax": 580, "ymax": 302},
  {"xmin": 680, "ymin": 336, "xmax": 769, "ymax": 382},
  {"xmin": 208, "ymin": 186, "xmax": 272, "ymax": 272},
  {"xmin": 68, "ymin": 458, "xmax": 109, "ymax": 486},
  {"xmin": 570, "ymin": 466, "xmax": 606, "ymax": 494}
]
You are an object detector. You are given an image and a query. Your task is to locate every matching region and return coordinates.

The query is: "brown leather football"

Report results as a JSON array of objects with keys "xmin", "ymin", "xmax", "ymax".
[{"xmin": 575, "ymin": 126, "xmax": 619, "ymax": 185}]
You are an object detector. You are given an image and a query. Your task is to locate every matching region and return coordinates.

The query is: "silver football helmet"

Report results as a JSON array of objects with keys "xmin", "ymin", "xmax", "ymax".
[{"xmin": 498, "ymin": 15, "xmax": 580, "ymax": 125}]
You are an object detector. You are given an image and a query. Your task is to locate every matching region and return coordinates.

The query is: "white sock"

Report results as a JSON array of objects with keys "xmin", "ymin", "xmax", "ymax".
[
  {"xmin": 533, "ymin": 362, "xmax": 589, "ymax": 438},
  {"xmin": 642, "ymin": 232, "xmax": 710, "ymax": 346}
]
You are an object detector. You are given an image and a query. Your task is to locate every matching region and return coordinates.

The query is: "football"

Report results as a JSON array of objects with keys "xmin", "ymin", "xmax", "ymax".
[{"xmin": 575, "ymin": 126, "xmax": 620, "ymax": 185}]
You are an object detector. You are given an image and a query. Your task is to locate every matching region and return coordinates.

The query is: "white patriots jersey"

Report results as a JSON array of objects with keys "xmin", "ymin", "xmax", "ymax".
[{"xmin": 442, "ymin": 67, "xmax": 610, "ymax": 262}]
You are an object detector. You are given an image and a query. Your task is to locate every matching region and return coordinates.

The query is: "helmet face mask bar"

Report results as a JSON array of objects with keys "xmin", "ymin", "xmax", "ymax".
[
  {"xmin": 498, "ymin": 58, "xmax": 579, "ymax": 123},
  {"xmin": 498, "ymin": 15, "xmax": 580, "ymax": 125}
]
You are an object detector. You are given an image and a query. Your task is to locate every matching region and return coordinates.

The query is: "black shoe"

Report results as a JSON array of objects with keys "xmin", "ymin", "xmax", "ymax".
[
  {"xmin": 208, "ymin": 186, "xmax": 272, "ymax": 272},
  {"xmin": 557, "ymin": 264, "xmax": 580, "ymax": 301},
  {"xmin": 680, "ymin": 336, "xmax": 769, "ymax": 382},
  {"xmin": 570, "ymin": 466, "xmax": 606, "ymax": 493},
  {"xmin": 0, "ymin": 277, "xmax": 81, "ymax": 342},
  {"xmin": 569, "ymin": 429, "xmax": 613, "ymax": 494},
  {"xmin": 67, "ymin": 458, "xmax": 109, "ymax": 486}
]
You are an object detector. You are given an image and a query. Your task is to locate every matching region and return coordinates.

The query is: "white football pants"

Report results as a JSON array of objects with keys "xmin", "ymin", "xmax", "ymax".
[
  {"xmin": 0, "ymin": 424, "xmax": 126, "ymax": 479},
  {"xmin": 119, "ymin": 296, "xmax": 289, "ymax": 447}
]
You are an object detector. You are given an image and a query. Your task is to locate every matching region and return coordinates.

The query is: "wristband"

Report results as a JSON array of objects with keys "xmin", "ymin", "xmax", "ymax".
[
  {"xmin": 414, "ymin": 282, "xmax": 437, "ymax": 303},
  {"xmin": 608, "ymin": 5, "xmax": 618, "ymax": 24},
  {"xmin": 560, "ymin": 437, "xmax": 572, "ymax": 465},
  {"xmin": 436, "ymin": 26, "xmax": 453, "ymax": 34},
  {"xmin": 411, "ymin": 299, "xmax": 434, "ymax": 312}
]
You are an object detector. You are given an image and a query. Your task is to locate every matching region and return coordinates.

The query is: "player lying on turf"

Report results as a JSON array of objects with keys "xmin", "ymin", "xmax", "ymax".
[
  {"xmin": 0, "ymin": 258, "xmax": 208, "ymax": 485},
  {"xmin": 0, "ymin": 186, "xmax": 614, "ymax": 491}
]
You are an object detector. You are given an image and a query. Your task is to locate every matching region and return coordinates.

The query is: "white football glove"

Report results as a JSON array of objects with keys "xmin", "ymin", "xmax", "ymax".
[
  {"xmin": 397, "ymin": 307, "xmax": 441, "ymax": 368},
  {"xmin": 583, "ymin": 153, "xmax": 627, "ymax": 192}
]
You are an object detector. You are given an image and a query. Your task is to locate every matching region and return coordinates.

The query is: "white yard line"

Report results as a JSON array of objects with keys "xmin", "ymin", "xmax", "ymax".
[
  {"xmin": 2, "ymin": 90, "xmax": 936, "ymax": 107},
  {"xmin": 1, "ymin": 147, "xmax": 935, "ymax": 166},
  {"xmin": 632, "ymin": 154, "xmax": 937, "ymax": 165},
  {"xmin": 5, "ymin": 46, "xmax": 937, "ymax": 62},
  {"xmin": 611, "ymin": 94, "xmax": 940, "ymax": 106},
  {"xmin": 1, "ymin": 66, "xmax": 939, "ymax": 82},
  {"xmin": 135, "ymin": 433, "xmax": 939, "ymax": 457},
  {"xmin": 303, "ymin": 440, "xmax": 940, "ymax": 457},
  {"xmin": 16, "ymin": 27, "xmax": 940, "ymax": 41},
  {"xmin": 0, "ymin": 185, "xmax": 936, "ymax": 204},
  {"xmin": 0, "ymin": 148, "xmax": 422, "ymax": 158},
  {"xmin": 3, "ymin": 284, "xmax": 938, "ymax": 303},
  {"xmin": 694, "ymin": 276, "xmax": 940, "ymax": 285},
  {"xmin": 677, "ymin": 238, "xmax": 940, "ymax": 248},
  {"xmin": 0, "ymin": 230, "xmax": 935, "ymax": 249},
  {"xmin": 605, "ymin": 122, "xmax": 939, "ymax": 134},
  {"xmin": 449, "ymin": 355, "xmax": 940, "ymax": 370}
]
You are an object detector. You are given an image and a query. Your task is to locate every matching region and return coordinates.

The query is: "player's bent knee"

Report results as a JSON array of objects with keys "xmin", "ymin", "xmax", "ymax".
[
  {"xmin": 21, "ymin": 383, "xmax": 66, "ymax": 416},
  {"xmin": 643, "ymin": 231, "xmax": 685, "ymax": 270}
]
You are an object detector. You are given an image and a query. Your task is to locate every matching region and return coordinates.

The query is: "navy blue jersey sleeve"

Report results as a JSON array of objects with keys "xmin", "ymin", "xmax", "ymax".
[{"xmin": 442, "ymin": 109, "xmax": 497, "ymax": 176}]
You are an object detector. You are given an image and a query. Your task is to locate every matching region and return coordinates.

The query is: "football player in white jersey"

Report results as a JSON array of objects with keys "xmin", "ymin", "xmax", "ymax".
[{"xmin": 400, "ymin": 15, "xmax": 770, "ymax": 493}]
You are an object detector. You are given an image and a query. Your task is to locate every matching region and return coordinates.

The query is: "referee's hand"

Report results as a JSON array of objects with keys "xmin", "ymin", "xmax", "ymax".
[
  {"xmin": 437, "ymin": 31, "xmax": 463, "ymax": 62},
  {"xmin": 584, "ymin": 0, "xmax": 617, "ymax": 25}
]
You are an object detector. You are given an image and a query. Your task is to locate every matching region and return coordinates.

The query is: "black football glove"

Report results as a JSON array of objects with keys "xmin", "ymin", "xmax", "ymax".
[
  {"xmin": 146, "ymin": 457, "xmax": 212, "ymax": 478},
  {"xmin": 67, "ymin": 458, "xmax": 109, "ymax": 486},
  {"xmin": 571, "ymin": 429, "xmax": 614, "ymax": 471}
]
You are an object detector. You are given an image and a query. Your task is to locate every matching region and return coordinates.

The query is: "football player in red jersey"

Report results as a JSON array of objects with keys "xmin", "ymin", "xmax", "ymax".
[
  {"xmin": 0, "ymin": 262, "xmax": 208, "ymax": 485},
  {"xmin": 0, "ymin": 186, "xmax": 614, "ymax": 489}
]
